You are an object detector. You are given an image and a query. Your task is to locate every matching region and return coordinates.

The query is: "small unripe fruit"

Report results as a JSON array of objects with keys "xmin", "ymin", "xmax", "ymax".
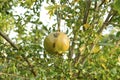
[{"xmin": 44, "ymin": 32, "xmax": 70, "ymax": 54}]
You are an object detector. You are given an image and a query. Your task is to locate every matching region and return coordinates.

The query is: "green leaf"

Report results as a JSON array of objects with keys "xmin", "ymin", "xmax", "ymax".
[
  {"xmin": 113, "ymin": 0, "xmax": 120, "ymax": 14},
  {"xmin": 45, "ymin": 4, "xmax": 59, "ymax": 17},
  {"xmin": 116, "ymin": 31, "xmax": 120, "ymax": 38}
]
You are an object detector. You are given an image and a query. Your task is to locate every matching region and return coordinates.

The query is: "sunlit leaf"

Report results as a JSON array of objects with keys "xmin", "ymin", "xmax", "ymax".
[
  {"xmin": 25, "ymin": 0, "xmax": 36, "ymax": 7},
  {"xmin": 83, "ymin": 23, "xmax": 91, "ymax": 30},
  {"xmin": 118, "ymin": 56, "xmax": 120, "ymax": 62},
  {"xmin": 100, "ymin": 56, "xmax": 107, "ymax": 63},
  {"xmin": 79, "ymin": 44, "xmax": 85, "ymax": 53},
  {"xmin": 45, "ymin": 4, "xmax": 59, "ymax": 18},
  {"xmin": 101, "ymin": 64, "xmax": 107, "ymax": 70},
  {"xmin": 91, "ymin": 45, "xmax": 100, "ymax": 53},
  {"xmin": 105, "ymin": 0, "xmax": 110, "ymax": 3}
]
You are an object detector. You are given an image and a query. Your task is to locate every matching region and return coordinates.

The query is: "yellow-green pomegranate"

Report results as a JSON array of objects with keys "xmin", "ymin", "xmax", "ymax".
[{"xmin": 44, "ymin": 32, "xmax": 70, "ymax": 54}]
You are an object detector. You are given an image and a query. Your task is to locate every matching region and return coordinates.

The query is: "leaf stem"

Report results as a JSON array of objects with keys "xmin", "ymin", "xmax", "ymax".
[{"xmin": 57, "ymin": 8, "xmax": 61, "ymax": 32}]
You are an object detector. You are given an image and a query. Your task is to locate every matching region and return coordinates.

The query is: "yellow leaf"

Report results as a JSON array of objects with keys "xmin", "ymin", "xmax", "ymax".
[
  {"xmin": 83, "ymin": 23, "xmax": 90, "ymax": 30},
  {"xmin": 79, "ymin": 44, "xmax": 85, "ymax": 53},
  {"xmin": 100, "ymin": 56, "xmax": 107, "ymax": 63},
  {"xmin": 72, "ymin": 0, "xmax": 80, "ymax": 3},
  {"xmin": 105, "ymin": 0, "xmax": 109, "ymax": 3},
  {"xmin": 118, "ymin": 56, "xmax": 120, "ymax": 62},
  {"xmin": 101, "ymin": 64, "xmax": 107, "ymax": 70},
  {"xmin": 45, "ymin": 4, "xmax": 59, "ymax": 18},
  {"xmin": 117, "ymin": 56, "xmax": 120, "ymax": 66},
  {"xmin": 91, "ymin": 45, "xmax": 100, "ymax": 53}
]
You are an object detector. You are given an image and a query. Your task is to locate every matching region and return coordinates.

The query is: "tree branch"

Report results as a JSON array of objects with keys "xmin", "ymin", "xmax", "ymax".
[
  {"xmin": 94, "ymin": 0, "xmax": 97, "ymax": 10},
  {"xmin": 91, "ymin": 1, "xmax": 98, "ymax": 27},
  {"xmin": 22, "ymin": 54, "xmax": 37, "ymax": 76},
  {"xmin": 69, "ymin": 32, "xmax": 77, "ymax": 59},
  {"xmin": 97, "ymin": 9, "xmax": 112, "ymax": 34},
  {"xmin": 74, "ymin": 52, "xmax": 81, "ymax": 67},
  {"xmin": 0, "ymin": 30, "xmax": 37, "ymax": 77},
  {"xmin": 57, "ymin": 8, "xmax": 61, "ymax": 32},
  {"xmin": 97, "ymin": 10, "xmax": 117, "ymax": 34},
  {"xmin": 0, "ymin": 30, "xmax": 19, "ymax": 49},
  {"xmin": 98, "ymin": 0, "xmax": 105, "ymax": 8},
  {"xmin": 81, "ymin": 10, "xmax": 117, "ymax": 66},
  {"xmin": 83, "ymin": 0, "xmax": 91, "ymax": 24}
]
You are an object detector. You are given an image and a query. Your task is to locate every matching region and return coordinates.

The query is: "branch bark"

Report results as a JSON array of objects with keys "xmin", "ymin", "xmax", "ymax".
[
  {"xmin": 22, "ymin": 54, "xmax": 37, "ymax": 76},
  {"xmin": 81, "ymin": 10, "xmax": 117, "ymax": 66},
  {"xmin": 0, "ymin": 30, "xmax": 19, "ymax": 49},
  {"xmin": 69, "ymin": 31, "xmax": 77, "ymax": 59},
  {"xmin": 83, "ymin": 0, "xmax": 91, "ymax": 24},
  {"xmin": 57, "ymin": 8, "xmax": 61, "ymax": 32},
  {"xmin": 97, "ymin": 10, "xmax": 117, "ymax": 34},
  {"xmin": 98, "ymin": 0, "xmax": 105, "ymax": 8},
  {"xmin": 0, "ymin": 30, "xmax": 37, "ymax": 77}
]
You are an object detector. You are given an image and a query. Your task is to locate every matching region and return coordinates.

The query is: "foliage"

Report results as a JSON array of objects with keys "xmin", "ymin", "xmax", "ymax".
[
  {"xmin": 0, "ymin": 0, "xmax": 120, "ymax": 79},
  {"xmin": 113, "ymin": 0, "xmax": 120, "ymax": 14}
]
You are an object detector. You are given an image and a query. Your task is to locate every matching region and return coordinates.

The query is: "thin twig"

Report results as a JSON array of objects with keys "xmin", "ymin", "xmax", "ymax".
[
  {"xmin": 97, "ymin": 9, "xmax": 112, "ymax": 34},
  {"xmin": 22, "ymin": 54, "xmax": 37, "ymax": 76},
  {"xmin": 0, "ymin": 72, "xmax": 29, "ymax": 79},
  {"xmin": 107, "ymin": 11, "xmax": 117, "ymax": 23},
  {"xmin": 74, "ymin": 52, "xmax": 81, "ymax": 67},
  {"xmin": 91, "ymin": 0, "xmax": 98, "ymax": 27},
  {"xmin": 83, "ymin": 0, "xmax": 91, "ymax": 24},
  {"xmin": 98, "ymin": 0, "xmax": 105, "ymax": 8},
  {"xmin": 94, "ymin": 0, "xmax": 97, "ymax": 10},
  {"xmin": 97, "ymin": 10, "xmax": 116, "ymax": 34},
  {"xmin": 69, "ymin": 28, "xmax": 78, "ymax": 59},
  {"xmin": 74, "ymin": 0, "xmax": 91, "ymax": 66},
  {"xmin": 57, "ymin": 8, "xmax": 61, "ymax": 32}
]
